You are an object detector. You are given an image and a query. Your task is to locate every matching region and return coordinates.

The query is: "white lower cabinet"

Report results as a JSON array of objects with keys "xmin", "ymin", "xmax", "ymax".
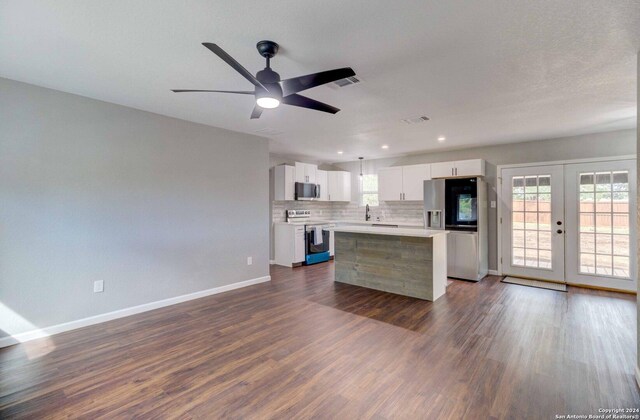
[{"xmin": 274, "ymin": 224, "xmax": 306, "ymax": 267}]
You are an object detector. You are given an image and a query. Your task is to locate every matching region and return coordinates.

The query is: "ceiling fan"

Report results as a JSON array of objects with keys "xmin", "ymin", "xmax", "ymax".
[{"xmin": 172, "ymin": 40, "xmax": 355, "ymax": 119}]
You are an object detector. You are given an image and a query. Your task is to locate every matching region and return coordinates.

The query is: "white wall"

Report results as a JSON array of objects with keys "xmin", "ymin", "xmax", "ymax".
[
  {"xmin": 331, "ymin": 129, "xmax": 636, "ymax": 271},
  {"xmin": 0, "ymin": 78, "xmax": 270, "ymax": 339}
]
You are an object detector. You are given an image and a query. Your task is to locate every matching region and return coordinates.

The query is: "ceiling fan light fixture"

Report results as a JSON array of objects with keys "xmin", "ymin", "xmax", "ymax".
[{"xmin": 256, "ymin": 97, "xmax": 280, "ymax": 109}]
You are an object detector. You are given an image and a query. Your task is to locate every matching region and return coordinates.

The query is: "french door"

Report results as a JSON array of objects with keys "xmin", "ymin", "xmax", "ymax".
[
  {"xmin": 501, "ymin": 160, "xmax": 637, "ymax": 291},
  {"xmin": 563, "ymin": 160, "xmax": 636, "ymax": 291},
  {"xmin": 501, "ymin": 165, "xmax": 565, "ymax": 282}
]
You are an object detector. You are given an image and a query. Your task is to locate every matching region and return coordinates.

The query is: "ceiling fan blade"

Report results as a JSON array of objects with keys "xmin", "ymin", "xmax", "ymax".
[
  {"xmin": 281, "ymin": 94, "xmax": 340, "ymax": 114},
  {"xmin": 171, "ymin": 89, "xmax": 254, "ymax": 94},
  {"xmin": 250, "ymin": 105, "xmax": 263, "ymax": 119},
  {"xmin": 281, "ymin": 67, "xmax": 355, "ymax": 96},
  {"xmin": 202, "ymin": 43, "xmax": 267, "ymax": 91}
]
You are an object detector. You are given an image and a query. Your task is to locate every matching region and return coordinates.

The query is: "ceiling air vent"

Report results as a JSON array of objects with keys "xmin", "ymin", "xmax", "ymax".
[
  {"xmin": 401, "ymin": 115, "xmax": 430, "ymax": 125},
  {"xmin": 333, "ymin": 76, "xmax": 361, "ymax": 88}
]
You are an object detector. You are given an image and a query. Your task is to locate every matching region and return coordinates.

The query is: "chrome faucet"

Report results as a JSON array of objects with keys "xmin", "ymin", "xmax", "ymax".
[{"xmin": 365, "ymin": 204, "xmax": 371, "ymax": 221}]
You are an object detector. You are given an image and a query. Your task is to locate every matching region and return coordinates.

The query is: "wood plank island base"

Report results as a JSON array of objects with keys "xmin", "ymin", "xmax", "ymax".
[{"xmin": 331, "ymin": 226, "xmax": 448, "ymax": 301}]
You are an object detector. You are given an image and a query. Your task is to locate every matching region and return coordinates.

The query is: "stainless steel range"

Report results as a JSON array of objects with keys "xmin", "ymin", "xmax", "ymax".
[{"xmin": 285, "ymin": 210, "xmax": 330, "ymax": 265}]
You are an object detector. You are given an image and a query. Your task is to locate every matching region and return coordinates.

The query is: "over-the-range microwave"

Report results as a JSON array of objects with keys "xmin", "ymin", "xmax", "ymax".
[{"xmin": 295, "ymin": 182, "xmax": 320, "ymax": 200}]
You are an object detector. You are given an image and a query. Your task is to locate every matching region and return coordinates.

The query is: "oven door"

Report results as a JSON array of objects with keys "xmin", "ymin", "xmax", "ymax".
[{"xmin": 306, "ymin": 227, "xmax": 330, "ymax": 254}]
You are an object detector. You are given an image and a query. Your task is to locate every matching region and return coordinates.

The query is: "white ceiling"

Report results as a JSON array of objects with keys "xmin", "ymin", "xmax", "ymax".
[{"xmin": 1, "ymin": 1, "xmax": 638, "ymax": 163}]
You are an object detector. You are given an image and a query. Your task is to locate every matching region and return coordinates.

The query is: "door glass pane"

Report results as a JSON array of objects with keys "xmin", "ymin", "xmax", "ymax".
[
  {"xmin": 511, "ymin": 174, "xmax": 552, "ymax": 269},
  {"xmin": 578, "ymin": 171, "xmax": 630, "ymax": 278}
]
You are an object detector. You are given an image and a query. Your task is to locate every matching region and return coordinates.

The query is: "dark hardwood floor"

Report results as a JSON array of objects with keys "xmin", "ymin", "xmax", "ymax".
[{"xmin": 1, "ymin": 262, "xmax": 638, "ymax": 418}]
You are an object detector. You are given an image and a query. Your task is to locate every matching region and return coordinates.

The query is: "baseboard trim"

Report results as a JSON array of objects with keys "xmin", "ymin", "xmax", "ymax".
[
  {"xmin": 565, "ymin": 281, "xmax": 636, "ymax": 295},
  {"xmin": 488, "ymin": 270, "xmax": 500, "ymax": 276},
  {"xmin": 0, "ymin": 275, "xmax": 271, "ymax": 348},
  {"xmin": 269, "ymin": 259, "xmax": 276, "ymax": 265}
]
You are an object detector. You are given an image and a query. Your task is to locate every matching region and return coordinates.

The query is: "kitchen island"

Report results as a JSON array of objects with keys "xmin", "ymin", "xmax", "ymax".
[{"xmin": 330, "ymin": 226, "xmax": 448, "ymax": 301}]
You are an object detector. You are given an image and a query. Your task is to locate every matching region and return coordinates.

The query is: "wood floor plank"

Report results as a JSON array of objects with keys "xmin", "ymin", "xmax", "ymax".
[{"xmin": 1, "ymin": 261, "xmax": 638, "ymax": 418}]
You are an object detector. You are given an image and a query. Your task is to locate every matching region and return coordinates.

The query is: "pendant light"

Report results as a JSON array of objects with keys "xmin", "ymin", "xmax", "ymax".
[{"xmin": 359, "ymin": 157, "xmax": 364, "ymax": 180}]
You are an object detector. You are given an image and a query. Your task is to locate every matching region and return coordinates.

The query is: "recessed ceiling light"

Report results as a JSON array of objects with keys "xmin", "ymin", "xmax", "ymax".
[
  {"xmin": 337, "ymin": 150, "xmax": 344, "ymax": 154},
  {"xmin": 437, "ymin": 136, "xmax": 446, "ymax": 142},
  {"xmin": 381, "ymin": 145, "xmax": 389, "ymax": 149}
]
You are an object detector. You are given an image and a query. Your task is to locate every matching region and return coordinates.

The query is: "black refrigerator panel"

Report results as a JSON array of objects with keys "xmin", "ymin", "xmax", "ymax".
[{"xmin": 445, "ymin": 178, "xmax": 478, "ymax": 231}]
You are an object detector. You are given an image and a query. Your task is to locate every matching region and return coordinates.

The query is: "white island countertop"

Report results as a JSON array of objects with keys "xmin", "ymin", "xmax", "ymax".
[
  {"xmin": 274, "ymin": 219, "xmax": 424, "ymax": 227},
  {"xmin": 329, "ymin": 225, "xmax": 448, "ymax": 238}
]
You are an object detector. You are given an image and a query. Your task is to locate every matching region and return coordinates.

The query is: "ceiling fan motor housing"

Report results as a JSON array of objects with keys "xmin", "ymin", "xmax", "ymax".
[
  {"xmin": 256, "ymin": 68, "xmax": 281, "ymax": 84},
  {"xmin": 256, "ymin": 40, "xmax": 279, "ymax": 58}
]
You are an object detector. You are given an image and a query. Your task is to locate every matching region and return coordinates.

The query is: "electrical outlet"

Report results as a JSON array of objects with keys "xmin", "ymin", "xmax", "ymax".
[
  {"xmin": 247, "ymin": 256, "xmax": 253, "ymax": 266},
  {"xmin": 93, "ymin": 280, "xmax": 104, "ymax": 293},
  {"xmin": 490, "ymin": 200, "xmax": 497, "ymax": 208}
]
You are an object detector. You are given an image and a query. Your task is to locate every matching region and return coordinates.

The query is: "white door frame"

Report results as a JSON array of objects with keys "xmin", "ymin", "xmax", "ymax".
[{"xmin": 497, "ymin": 155, "xmax": 635, "ymax": 277}]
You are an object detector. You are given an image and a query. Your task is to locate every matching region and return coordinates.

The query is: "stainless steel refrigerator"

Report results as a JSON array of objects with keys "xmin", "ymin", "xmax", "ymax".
[{"xmin": 424, "ymin": 177, "xmax": 488, "ymax": 281}]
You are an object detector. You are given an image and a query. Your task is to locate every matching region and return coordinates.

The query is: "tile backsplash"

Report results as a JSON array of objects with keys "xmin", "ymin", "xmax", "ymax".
[{"xmin": 272, "ymin": 200, "xmax": 424, "ymax": 225}]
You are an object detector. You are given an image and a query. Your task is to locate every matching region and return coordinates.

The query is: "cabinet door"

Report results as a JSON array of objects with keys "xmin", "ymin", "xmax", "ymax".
[
  {"xmin": 327, "ymin": 171, "xmax": 337, "ymax": 201},
  {"xmin": 327, "ymin": 171, "xmax": 351, "ymax": 201},
  {"xmin": 274, "ymin": 165, "xmax": 295, "ymax": 201},
  {"xmin": 294, "ymin": 162, "xmax": 306, "ymax": 183},
  {"xmin": 431, "ymin": 161, "xmax": 456, "ymax": 178},
  {"xmin": 340, "ymin": 172, "xmax": 351, "ymax": 202},
  {"xmin": 294, "ymin": 162, "xmax": 318, "ymax": 183},
  {"xmin": 402, "ymin": 164, "xmax": 429, "ymax": 200},
  {"xmin": 455, "ymin": 159, "xmax": 485, "ymax": 177},
  {"xmin": 378, "ymin": 167, "xmax": 404, "ymax": 201},
  {"xmin": 294, "ymin": 226, "xmax": 306, "ymax": 263},
  {"xmin": 306, "ymin": 163, "xmax": 318, "ymax": 183},
  {"xmin": 316, "ymin": 170, "xmax": 328, "ymax": 201}
]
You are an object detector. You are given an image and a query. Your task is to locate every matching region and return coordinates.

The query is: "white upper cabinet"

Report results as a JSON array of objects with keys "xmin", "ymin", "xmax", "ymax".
[
  {"xmin": 378, "ymin": 164, "xmax": 429, "ymax": 201},
  {"xmin": 455, "ymin": 159, "xmax": 485, "ymax": 177},
  {"xmin": 378, "ymin": 167, "xmax": 404, "ymax": 201},
  {"xmin": 295, "ymin": 162, "xmax": 317, "ymax": 183},
  {"xmin": 402, "ymin": 164, "xmax": 431, "ymax": 200},
  {"xmin": 316, "ymin": 170, "xmax": 328, "ymax": 201},
  {"xmin": 328, "ymin": 171, "xmax": 351, "ymax": 202},
  {"xmin": 431, "ymin": 159, "xmax": 485, "ymax": 178},
  {"xmin": 430, "ymin": 161, "xmax": 456, "ymax": 178},
  {"xmin": 274, "ymin": 165, "xmax": 295, "ymax": 201}
]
